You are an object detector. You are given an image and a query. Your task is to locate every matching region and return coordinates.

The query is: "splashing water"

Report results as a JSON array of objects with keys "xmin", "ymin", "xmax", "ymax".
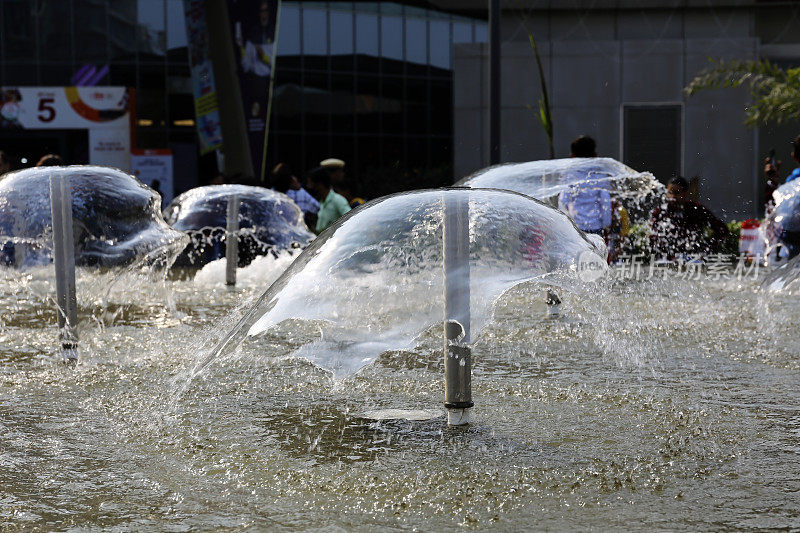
[
  {"xmin": 0, "ymin": 166, "xmax": 187, "ymax": 268},
  {"xmin": 164, "ymin": 184, "xmax": 314, "ymax": 269},
  {"xmin": 457, "ymin": 157, "xmax": 664, "ymax": 221},
  {"xmin": 188, "ymin": 188, "xmax": 606, "ymax": 380},
  {"xmin": 2, "ymin": 178, "xmax": 800, "ymax": 530}
]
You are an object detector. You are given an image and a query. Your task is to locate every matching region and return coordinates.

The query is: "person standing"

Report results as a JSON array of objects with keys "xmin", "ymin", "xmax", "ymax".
[
  {"xmin": 557, "ymin": 135, "xmax": 612, "ymax": 235},
  {"xmin": 271, "ymin": 163, "xmax": 319, "ymax": 229},
  {"xmin": 649, "ymin": 176, "xmax": 729, "ymax": 259},
  {"xmin": 306, "ymin": 166, "xmax": 350, "ymax": 233},
  {"xmin": 320, "ymin": 157, "xmax": 346, "ymax": 191}
]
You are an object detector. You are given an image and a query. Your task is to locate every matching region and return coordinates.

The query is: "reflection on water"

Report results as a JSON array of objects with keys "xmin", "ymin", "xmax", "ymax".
[{"xmin": 1, "ymin": 258, "xmax": 799, "ymax": 529}]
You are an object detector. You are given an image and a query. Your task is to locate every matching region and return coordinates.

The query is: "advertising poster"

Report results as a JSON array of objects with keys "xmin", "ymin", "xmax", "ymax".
[
  {"xmin": 183, "ymin": 0, "xmax": 224, "ymax": 154},
  {"xmin": 0, "ymin": 86, "xmax": 132, "ymax": 170},
  {"xmin": 226, "ymin": 0, "xmax": 280, "ymax": 180},
  {"xmin": 131, "ymin": 149, "xmax": 174, "ymax": 208}
]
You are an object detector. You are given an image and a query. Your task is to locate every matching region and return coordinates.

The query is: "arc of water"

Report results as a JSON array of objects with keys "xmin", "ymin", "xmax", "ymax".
[{"xmin": 49, "ymin": 173, "xmax": 79, "ymax": 362}]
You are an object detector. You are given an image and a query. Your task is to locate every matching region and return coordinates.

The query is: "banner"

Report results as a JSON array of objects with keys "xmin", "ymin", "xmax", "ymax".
[
  {"xmin": 131, "ymin": 149, "xmax": 174, "ymax": 208},
  {"xmin": 183, "ymin": 0, "xmax": 224, "ymax": 154},
  {"xmin": 0, "ymin": 86, "xmax": 132, "ymax": 170},
  {"xmin": 226, "ymin": 0, "xmax": 280, "ymax": 180}
]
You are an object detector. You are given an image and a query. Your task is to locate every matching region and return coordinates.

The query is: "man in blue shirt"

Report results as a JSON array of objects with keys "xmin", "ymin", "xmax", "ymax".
[
  {"xmin": 271, "ymin": 163, "xmax": 320, "ymax": 229},
  {"xmin": 557, "ymin": 136, "xmax": 612, "ymax": 234}
]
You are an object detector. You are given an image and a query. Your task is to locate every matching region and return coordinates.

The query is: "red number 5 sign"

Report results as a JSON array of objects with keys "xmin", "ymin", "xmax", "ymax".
[{"xmin": 37, "ymin": 97, "xmax": 56, "ymax": 122}]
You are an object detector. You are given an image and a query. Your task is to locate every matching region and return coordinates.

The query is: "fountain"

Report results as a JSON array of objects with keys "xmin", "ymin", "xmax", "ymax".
[
  {"xmin": 456, "ymin": 157, "xmax": 663, "ymax": 221},
  {"xmin": 3, "ymin": 168, "xmax": 800, "ymax": 530},
  {"xmin": 0, "ymin": 166, "xmax": 187, "ymax": 268},
  {"xmin": 164, "ymin": 185, "xmax": 315, "ymax": 272},
  {"xmin": 766, "ymin": 179, "xmax": 800, "ymax": 260},
  {"xmin": 0, "ymin": 166, "xmax": 188, "ymax": 360},
  {"xmin": 191, "ymin": 188, "xmax": 607, "ymax": 423}
]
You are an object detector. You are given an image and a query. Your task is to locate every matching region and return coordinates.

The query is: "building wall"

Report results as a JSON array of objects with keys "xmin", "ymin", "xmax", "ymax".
[{"xmin": 454, "ymin": 6, "xmax": 783, "ymax": 220}]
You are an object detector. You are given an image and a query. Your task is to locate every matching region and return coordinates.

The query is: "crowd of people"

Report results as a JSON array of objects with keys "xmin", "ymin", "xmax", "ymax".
[
  {"xmin": 557, "ymin": 135, "xmax": 730, "ymax": 262},
  {"xmin": 5, "ymin": 132, "xmax": 799, "ymax": 261},
  {"xmin": 267, "ymin": 158, "xmax": 364, "ymax": 234},
  {"xmin": 208, "ymin": 157, "xmax": 367, "ymax": 234}
]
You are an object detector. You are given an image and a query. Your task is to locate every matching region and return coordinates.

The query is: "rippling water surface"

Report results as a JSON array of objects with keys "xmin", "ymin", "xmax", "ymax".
[{"xmin": 1, "ymin": 263, "xmax": 799, "ymax": 531}]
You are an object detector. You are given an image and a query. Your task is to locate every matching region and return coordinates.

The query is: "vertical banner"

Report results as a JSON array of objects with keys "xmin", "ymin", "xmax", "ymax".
[
  {"xmin": 183, "ymin": 0, "xmax": 224, "ymax": 154},
  {"xmin": 226, "ymin": 0, "xmax": 280, "ymax": 181}
]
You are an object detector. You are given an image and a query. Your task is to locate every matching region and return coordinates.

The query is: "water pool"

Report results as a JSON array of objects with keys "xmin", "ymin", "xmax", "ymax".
[{"xmin": 1, "ymin": 263, "xmax": 799, "ymax": 530}]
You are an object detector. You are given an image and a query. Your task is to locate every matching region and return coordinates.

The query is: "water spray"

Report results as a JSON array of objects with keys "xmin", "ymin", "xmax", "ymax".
[
  {"xmin": 443, "ymin": 193, "xmax": 472, "ymax": 425},
  {"xmin": 49, "ymin": 173, "xmax": 79, "ymax": 362},
  {"xmin": 225, "ymin": 194, "xmax": 240, "ymax": 287}
]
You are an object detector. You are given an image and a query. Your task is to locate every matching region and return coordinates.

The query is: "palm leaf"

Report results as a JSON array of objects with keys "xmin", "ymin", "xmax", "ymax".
[{"xmin": 685, "ymin": 58, "xmax": 800, "ymax": 127}]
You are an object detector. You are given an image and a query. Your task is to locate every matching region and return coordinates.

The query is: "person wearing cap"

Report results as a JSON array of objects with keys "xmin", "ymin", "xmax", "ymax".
[
  {"xmin": 320, "ymin": 158, "xmax": 346, "ymax": 189},
  {"xmin": 307, "ymin": 166, "xmax": 350, "ymax": 233}
]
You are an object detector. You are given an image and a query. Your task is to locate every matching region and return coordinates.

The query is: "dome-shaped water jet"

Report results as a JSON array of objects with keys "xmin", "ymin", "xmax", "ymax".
[
  {"xmin": 192, "ymin": 188, "xmax": 607, "ymax": 424},
  {"xmin": 164, "ymin": 185, "xmax": 315, "ymax": 273},
  {"xmin": 456, "ymin": 157, "xmax": 663, "ymax": 221},
  {"xmin": 0, "ymin": 166, "xmax": 188, "ymax": 360},
  {"xmin": 766, "ymin": 179, "xmax": 800, "ymax": 261},
  {"xmin": 0, "ymin": 166, "xmax": 187, "ymax": 268}
]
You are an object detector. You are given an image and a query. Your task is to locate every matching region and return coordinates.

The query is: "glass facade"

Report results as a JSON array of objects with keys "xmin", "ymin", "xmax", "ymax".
[
  {"xmin": 0, "ymin": 0, "xmax": 486, "ymax": 197},
  {"xmin": 271, "ymin": 2, "xmax": 487, "ymax": 198}
]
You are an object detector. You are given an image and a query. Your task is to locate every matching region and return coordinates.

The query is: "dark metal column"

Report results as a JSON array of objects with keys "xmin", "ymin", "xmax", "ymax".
[{"xmin": 488, "ymin": 0, "xmax": 501, "ymax": 165}]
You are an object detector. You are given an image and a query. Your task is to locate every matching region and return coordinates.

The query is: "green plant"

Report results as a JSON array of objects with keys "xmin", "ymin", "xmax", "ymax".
[
  {"xmin": 721, "ymin": 220, "xmax": 743, "ymax": 257},
  {"xmin": 625, "ymin": 223, "xmax": 652, "ymax": 258},
  {"xmin": 685, "ymin": 59, "xmax": 800, "ymax": 127},
  {"xmin": 526, "ymin": 34, "xmax": 554, "ymax": 158}
]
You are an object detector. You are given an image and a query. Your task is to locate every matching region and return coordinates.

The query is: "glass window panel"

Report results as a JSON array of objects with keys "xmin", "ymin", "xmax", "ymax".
[
  {"xmin": 109, "ymin": 64, "xmax": 137, "ymax": 88},
  {"xmin": 430, "ymin": 78, "xmax": 451, "ymax": 135},
  {"xmin": 380, "ymin": 15, "xmax": 402, "ymax": 60},
  {"xmin": 3, "ymin": 0, "xmax": 36, "ymax": 60},
  {"xmin": 278, "ymin": 5, "xmax": 301, "ymax": 56},
  {"xmin": 40, "ymin": 64, "xmax": 74, "ymax": 86},
  {"xmin": 452, "ymin": 21, "xmax": 472, "ymax": 43},
  {"xmin": 405, "ymin": 18, "xmax": 426, "ymax": 65},
  {"xmin": 302, "ymin": 8, "xmax": 327, "ymax": 55},
  {"xmin": 138, "ymin": 0, "xmax": 166, "ymax": 58},
  {"xmin": 355, "ymin": 13, "xmax": 378, "ymax": 55},
  {"xmin": 4, "ymin": 64, "xmax": 38, "ymax": 85},
  {"xmin": 380, "ymin": 76, "xmax": 403, "ymax": 135},
  {"xmin": 429, "ymin": 20, "xmax": 450, "ymax": 69},
  {"xmin": 428, "ymin": 137, "xmax": 452, "ymax": 179},
  {"xmin": 41, "ymin": 0, "xmax": 74, "ymax": 62},
  {"xmin": 304, "ymin": 133, "xmax": 332, "ymax": 173},
  {"xmin": 166, "ymin": 0, "xmax": 188, "ymax": 50},
  {"xmin": 474, "ymin": 23, "xmax": 488, "ymax": 42},
  {"xmin": 169, "ymin": 93, "xmax": 195, "ymax": 125},
  {"xmin": 138, "ymin": 64, "xmax": 167, "ymax": 130},
  {"xmin": 137, "ymin": 128, "xmax": 169, "ymax": 149},
  {"xmin": 110, "ymin": 2, "xmax": 138, "ymax": 61},
  {"xmin": 302, "ymin": 71, "xmax": 330, "ymax": 133},
  {"xmin": 329, "ymin": 73, "xmax": 355, "ymax": 132},
  {"xmin": 379, "ymin": 2, "xmax": 402, "ymax": 16},
  {"xmin": 330, "ymin": 11, "xmax": 353, "ymax": 55}
]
